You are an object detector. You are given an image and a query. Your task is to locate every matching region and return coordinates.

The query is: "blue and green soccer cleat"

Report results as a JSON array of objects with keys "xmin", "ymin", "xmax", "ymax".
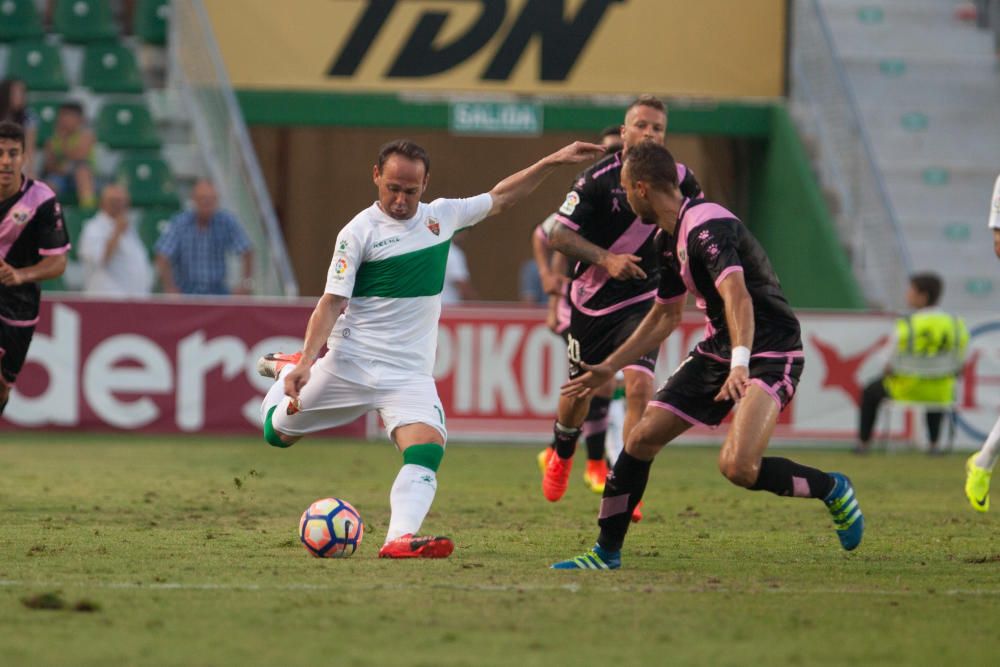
[
  {"xmin": 551, "ymin": 544, "xmax": 621, "ymax": 570},
  {"xmin": 824, "ymin": 473, "xmax": 864, "ymax": 551}
]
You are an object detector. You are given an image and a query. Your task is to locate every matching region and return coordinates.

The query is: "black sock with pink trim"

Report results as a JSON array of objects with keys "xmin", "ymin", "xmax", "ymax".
[
  {"xmin": 749, "ymin": 457, "xmax": 834, "ymax": 498},
  {"xmin": 553, "ymin": 422, "xmax": 580, "ymax": 459},
  {"xmin": 597, "ymin": 451, "xmax": 652, "ymax": 552}
]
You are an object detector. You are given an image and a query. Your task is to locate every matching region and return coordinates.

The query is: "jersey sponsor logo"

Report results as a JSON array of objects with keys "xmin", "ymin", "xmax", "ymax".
[
  {"xmin": 334, "ymin": 257, "xmax": 349, "ymax": 275},
  {"xmin": 559, "ymin": 192, "xmax": 580, "ymax": 216},
  {"xmin": 372, "ymin": 236, "xmax": 400, "ymax": 248},
  {"xmin": 426, "ymin": 217, "xmax": 440, "ymax": 236}
]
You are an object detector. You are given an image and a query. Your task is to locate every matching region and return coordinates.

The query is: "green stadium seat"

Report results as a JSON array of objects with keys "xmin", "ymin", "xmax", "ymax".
[
  {"xmin": 28, "ymin": 99, "xmax": 64, "ymax": 147},
  {"xmin": 96, "ymin": 102, "xmax": 160, "ymax": 149},
  {"xmin": 137, "ymin": 207, "xmax": 177, "ymax": 257},
  {"xmin": 62, "ymin": 206, "xmax": 88, "ymax": 260},
  {"xmin": 82, "ymin": 42, "xmax": 144, "ymax": 93},
  {"xmin": 6, "ymin": 41, "xmax": 69, "ymax": 92},
  {"xmin": 134, "ymin": 0, "xmax": 169, "ymax": 46},
  {"xmin": 116, "ymin": 155, "xmax": 179, "ymax": 208},
  {"xmin": 0, "ymin": 0, "xmax": 44, "ymax": 42},
  {"xmin": 54, "ymin": 0, "xmax": 118, "ymax": 43}
]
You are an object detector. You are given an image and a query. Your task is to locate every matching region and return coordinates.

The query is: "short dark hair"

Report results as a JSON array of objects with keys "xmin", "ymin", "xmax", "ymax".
[
  {"xmin": 58, "ymin": 101, "xmax": 85, "ymax": 116},
  {"xmin": 910, "ymin": 272, "xmax": 943, "ymax": 306},
  {"xmin": 623, "ymin": 142, "xmax": 678, "ymax": 192},
  {"xmin": 376, "ymin": 139, "xmax": 430, "ymax": 174},
  {"xmin": 0, "ymin": 120, "xmax": 25, "ymax": 149},
  {"xmin": 599, "ymin": 125, "xmax": 620, "ymax": 141},
  {"xmin": 625, "ymin": 94, "xmax": 667, "ymax": 117}
]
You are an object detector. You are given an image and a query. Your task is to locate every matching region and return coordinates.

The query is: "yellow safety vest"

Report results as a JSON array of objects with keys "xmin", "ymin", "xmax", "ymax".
[{"xmin": 884, "ymin": 311, "xmax": 969, "ymax": 403}]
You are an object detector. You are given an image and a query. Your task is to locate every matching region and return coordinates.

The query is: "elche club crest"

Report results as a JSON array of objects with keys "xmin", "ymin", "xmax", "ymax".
[{"xmin": 426, "ymin": 217, "xmax": 440, "ymax": 236}]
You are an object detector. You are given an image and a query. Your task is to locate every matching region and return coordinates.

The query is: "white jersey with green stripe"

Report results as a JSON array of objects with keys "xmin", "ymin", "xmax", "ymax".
[{"xmin": 324, "ymin": 193, "xmax": 493, "ymax": 374}]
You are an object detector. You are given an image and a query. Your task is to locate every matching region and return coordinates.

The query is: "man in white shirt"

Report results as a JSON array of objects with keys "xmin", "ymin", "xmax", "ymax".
[
  {"xmin": 965, "ymin": 173, "xmax": 1000, "ymax": 512},
  {"xmin": 255, "ymin": 138, "xmax": 603, "ymax": 559},
  {"xmin": 78, "ymin": 184, "xmax": 153, "ymax": 297}
]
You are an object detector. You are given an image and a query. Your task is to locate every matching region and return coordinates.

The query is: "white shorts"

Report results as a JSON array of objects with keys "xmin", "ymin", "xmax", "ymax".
[{"xmin": 270, "ymin": 352, "xmax": 447, "ymax": 442}]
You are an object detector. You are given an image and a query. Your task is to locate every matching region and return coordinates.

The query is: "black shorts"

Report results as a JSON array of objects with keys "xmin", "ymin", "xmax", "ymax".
[
  {"xmin": 0, "ymin": 321, "xmax": 35, "ymax": 386},
  {"xmin": 567, "ymin": 302, "xmax": 658, "ymax": 378},
  {"xmin": 651, "ymin": 350, "xmax": 803, "ymax": 427}
]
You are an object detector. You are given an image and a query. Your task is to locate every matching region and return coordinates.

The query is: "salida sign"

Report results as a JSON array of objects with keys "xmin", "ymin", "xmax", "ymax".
[{"xmin": 328, "ymin": 0, "xmax": 623, "ymax": 81}]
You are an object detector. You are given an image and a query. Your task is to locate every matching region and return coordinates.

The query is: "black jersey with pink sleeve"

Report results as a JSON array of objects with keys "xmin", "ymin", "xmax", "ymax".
[
  {"xmin": 554, "ymin": 150, "xmax": 700, "ymax": 317},
  {"xmin": 0, "ymin": 178, "xmax": 69, "ymax": 326},
  {"xmin": 655, "ymin": 198, "xmax": 801, "ymax": 357}
]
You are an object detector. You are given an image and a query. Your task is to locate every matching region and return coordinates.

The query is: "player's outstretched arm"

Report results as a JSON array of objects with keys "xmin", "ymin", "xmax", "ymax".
[
  {"xmin": 562, "ymin": 300, "xmax": 683, "ymax": 397},
  {"xmin": 550, "ymin": 224, "xmax": 646, "ymax": 281},
  {"xmin": 486, "ymin": 142, "xmax": 605, "ymax": 216},
  {"xmin": 284, "ymin": 293, "xmax": 347, "ymax": 400}
]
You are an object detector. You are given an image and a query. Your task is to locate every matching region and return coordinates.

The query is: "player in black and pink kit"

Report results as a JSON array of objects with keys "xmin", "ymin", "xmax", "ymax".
[
  {"xmin": 542, "ymin": 96, "xmax": 701, "ymax": 507},
  {"xmin": 0, "ymin": 121, "xmax": 69, "ymax": 416},
  {"xmin": 553, "ymin": 143, "xmax": 864, "ymax": 570}
]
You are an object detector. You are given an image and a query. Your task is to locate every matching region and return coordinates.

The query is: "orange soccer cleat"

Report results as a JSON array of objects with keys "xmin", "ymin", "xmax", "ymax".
[
  {"xmin": 256, "ymin": 351, "xmax": 303, "ymax": 379},
  {"xmin": 583, "ymin": 459, "xmax": 608, "ymax": 494},
  {"xmin": 542, "ymin": 453, "xmax": 573, "ymax": 502},
  {"xmin": 631, "ymin": 500, "xmax": 644, "ymax": 523},
  {"xmin": 537, "ymin": 447, "xmax": 554, "ymax": 473},
  {"xmin": 377, "ymin": 534, "xmax": 455, "ymax": 559}
]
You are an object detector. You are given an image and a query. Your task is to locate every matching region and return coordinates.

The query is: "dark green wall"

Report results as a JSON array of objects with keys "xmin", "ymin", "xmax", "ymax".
[{"xmin": 746, "ymin": 106, "xmax": 865, "ymax": 309}]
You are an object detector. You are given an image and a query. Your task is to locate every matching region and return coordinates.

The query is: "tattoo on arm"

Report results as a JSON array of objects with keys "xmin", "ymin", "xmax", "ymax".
[{"xmin": 550, "ymin": 225, "xmax": 607, "ymax": 266}]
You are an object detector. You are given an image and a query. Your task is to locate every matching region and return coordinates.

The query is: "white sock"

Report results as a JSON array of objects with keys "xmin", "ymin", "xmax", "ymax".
[
  {"xmin": 605, "ymin": 398, "xmax": 626, "ymax": 466},
  {"xmin": 974, "ymin": 415, "xmax": 1000, "ymax": 470},
  {"xmin": 259, "ymin": 365, "xmax": 294, "ymax": 424},
  {"xmin": 385, "ymin": 464, "xmax": 438, "ymax": 543}
]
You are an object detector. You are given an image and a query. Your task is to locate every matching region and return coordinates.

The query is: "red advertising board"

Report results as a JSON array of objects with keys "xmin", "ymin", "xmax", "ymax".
[{"xmin": 4, "ymin": 296, "xmax": 1000, "ymax": 448}]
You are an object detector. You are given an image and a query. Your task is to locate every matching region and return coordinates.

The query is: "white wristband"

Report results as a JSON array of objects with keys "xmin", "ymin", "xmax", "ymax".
[{"xmin": 731, "ymin": 346, "xmax": 751, "ymax": 369}]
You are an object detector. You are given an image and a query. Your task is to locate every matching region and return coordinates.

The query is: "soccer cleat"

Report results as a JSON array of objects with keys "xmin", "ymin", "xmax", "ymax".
[
  {"xmin": 824, "ymin": 473, "xmax": 864, "ymax": 551},
  {"xmin": 965, "ymin": 455, "xmax": 992, "ymax": 513},
  {"xmin": 583, "ymin": 459, "xmax": 608, "ymax": 493},
  {"xmin": 630, "ymin": 500, "xmax": 644, "ymax": 523},
  {"xmin": 551, "ymin": 544, "xmax": 621, "ymax": 570},
  {"xmin": 256, "ymin": 351, "xmax": 303, "ymax": 379},
  {"xmin": 537, "ymin": 447, "xmax": 554, "ymax": 474},
  {"xmin": 377, "ymin": 534, "xmax": 454, "ymax": 559},
  {"xmin": 542, "ymin": 453, "xmax": 573, "ymax": 502}
]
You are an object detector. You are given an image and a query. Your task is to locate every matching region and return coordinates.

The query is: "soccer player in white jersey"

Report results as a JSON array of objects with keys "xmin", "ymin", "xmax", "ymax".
[
  {"xmin": 965, "ymin": 172, "xmax": 1000, "ymax": 512},
  {"xmin": 257, "ymin": 138, "xmax": 604, "ymax": 558}
]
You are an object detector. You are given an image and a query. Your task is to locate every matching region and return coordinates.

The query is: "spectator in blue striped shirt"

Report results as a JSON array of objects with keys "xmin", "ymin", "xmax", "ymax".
[{"xmin": 154, "ymin": 179, "xmax": 255, "ymax": 295}]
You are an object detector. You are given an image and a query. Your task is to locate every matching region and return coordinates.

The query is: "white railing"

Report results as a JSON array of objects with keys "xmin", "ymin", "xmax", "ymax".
[
  {"xmin": 167, "ymin": 0, "xmax": 298, "ymax": 297},
  {"xmin": 790, "ymin": 0, "xmax": 910, "ymax": 311}
]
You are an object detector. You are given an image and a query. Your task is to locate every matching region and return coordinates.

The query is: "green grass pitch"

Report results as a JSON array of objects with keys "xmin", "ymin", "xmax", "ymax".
[{"xmin": 1, "ymin": 434, "xmax": 997, "ymax": 666}]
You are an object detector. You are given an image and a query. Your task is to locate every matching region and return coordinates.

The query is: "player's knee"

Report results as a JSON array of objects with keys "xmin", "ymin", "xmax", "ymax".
[
  {"xmin": 625, "ymin": 421, "xmax": 662, "ymax": 459},
  {"xmin": 623, "ymin": 375, "xmax": 653, "ymax": 406},
  {"xmin": 718, "ymin": 455, "xmax": 759, "ymax": 488},
  {"xmin": 263, "ymin": 406, "xmax": 299, "ymax": 448}
]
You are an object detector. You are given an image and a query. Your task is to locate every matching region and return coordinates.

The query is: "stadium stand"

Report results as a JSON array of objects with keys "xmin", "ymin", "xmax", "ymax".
[{"xmin": 804, "ymin": 0, "xmax": 1000, "ymax": 310}]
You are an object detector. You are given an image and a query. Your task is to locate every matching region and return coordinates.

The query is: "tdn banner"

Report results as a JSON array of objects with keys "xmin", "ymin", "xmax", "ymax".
[{"xmin": 3, "ymin": 297, "xmax": 999, "ymax": 448}]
